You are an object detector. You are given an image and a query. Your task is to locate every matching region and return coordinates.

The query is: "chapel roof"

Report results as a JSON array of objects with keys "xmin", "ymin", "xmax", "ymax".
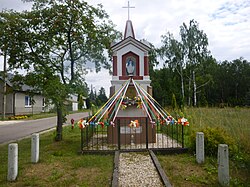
[
  {"xmin": 124, "ymin": 20, "xmax": 135, "ymax": 39},
  {"xmin": 111, "ymin": 36, "xmax": 150, "ymax": 52}
]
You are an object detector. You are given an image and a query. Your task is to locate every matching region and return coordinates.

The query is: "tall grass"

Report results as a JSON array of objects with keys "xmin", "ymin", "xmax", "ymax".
[
  {"xmin": 184, "ymin": 107, "xmax": 250, "ymax": 154},
  {"xmin": 161, "ymin": 107, "xmax": 250, "ymax": 186}
]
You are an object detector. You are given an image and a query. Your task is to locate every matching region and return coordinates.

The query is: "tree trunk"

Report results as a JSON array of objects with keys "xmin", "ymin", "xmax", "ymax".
[
  {"xmin": 188, "ymin": 70, "xmax": 192, "ymax": 106},
  {"xmin": 180, "ymin": 66, "xmax": 185, "ymax": 105},
  {"xmin": 235, "ymin": 83, "xmax": 238, "ymax": 100},
  {"xmin": 193, "ymin": 70, "xmax": 197, "ymax": 106},
  {"xmin": 55, "ymin": 103, "xmax": 63, "ymax": 141},
  {"xmin": 67, "ymin": 30, "xmax": 74, "ymax": 82}
]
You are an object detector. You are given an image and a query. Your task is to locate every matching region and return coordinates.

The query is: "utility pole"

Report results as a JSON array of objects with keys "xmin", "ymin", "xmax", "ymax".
[{"xmin": 2, "ymin": 51, "xmax": 7, "ymax": 120}]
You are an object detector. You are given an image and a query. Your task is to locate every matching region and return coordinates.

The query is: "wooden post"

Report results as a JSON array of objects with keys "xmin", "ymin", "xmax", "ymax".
[
  {"xmin": 31, "ymin": 133, "xmax": 39, "ymax": 163},
  {"xmin": 7, "ymin": 143, "xmax": 18, "ymax": 181}
]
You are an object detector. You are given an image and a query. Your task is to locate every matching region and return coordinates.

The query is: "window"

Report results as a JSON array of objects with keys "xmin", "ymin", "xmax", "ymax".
[{"xmin": 25, "ymin": 96, "xmax": 32, "ymax": 107}]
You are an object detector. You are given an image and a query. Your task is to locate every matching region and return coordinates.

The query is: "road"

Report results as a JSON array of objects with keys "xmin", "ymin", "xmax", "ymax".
[{"xmin": 0, "ymin": 112, "xmax": 89, "ymax": 144}]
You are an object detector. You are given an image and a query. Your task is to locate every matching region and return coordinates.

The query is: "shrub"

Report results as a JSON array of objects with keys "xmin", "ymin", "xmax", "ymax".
[{"xmin": 189, "ymin": 127, "xmax": 237, "ymax": 157}]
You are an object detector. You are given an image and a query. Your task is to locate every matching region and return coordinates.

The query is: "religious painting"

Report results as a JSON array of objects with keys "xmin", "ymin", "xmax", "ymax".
[{"xmin": 125, "ymin": 56, "xmax": 136, "ymax": 76}]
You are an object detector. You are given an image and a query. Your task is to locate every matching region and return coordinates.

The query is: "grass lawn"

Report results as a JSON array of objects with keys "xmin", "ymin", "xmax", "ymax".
[
  {"xmin": 0, "ymin": 126, "xmax": 113, "ymax": 187},
  {"xmin": 1, "ymin": 109, "xmax": 90, "ymax": 121},
  {"xmin": 158, "ymin": 153, "xmax": 249, "ymax": 186},
  {"xmin": 0, "ymin": 107, "xmax": 249, "ymax": 186},
  {"xmin": 158, "ymin": 107, "xmax": 250, "ymax": 186},
  {"xmin": 158, "ymin": 153, "xmax": 218, "ymax": 186}
]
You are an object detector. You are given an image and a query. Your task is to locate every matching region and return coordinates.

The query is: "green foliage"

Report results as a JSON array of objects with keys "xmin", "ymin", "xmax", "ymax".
[
  {"xmin": 151, "ymin": 49, "xmax": 250, "ymax": 107},
  {"xmin": 148, "ymin": 43, "xmax": 159, "ymax": 74},
  {"xmin": 88, "ymin": 86, "xmax": 108, "ymax": 107},
  {"xmin": 97, "ymin": 87, "xmax": 108, "ymax": 105},
  {"xmin": 171, "ymin": 93, "xmax": 177, "ymax": 111},
  {"xmin": 0, "ymin": 0, "xmax": 121, "ymax": 140},
  {"xmin": 153, "ymin": 18, "xmax": 250, "ymax": 107},
  {"xmin": 155, "ymin": 19, "xmax": 212, "ymax": 107},
  {"xmin": 244, "ymin": 90, "xmax": 250, "ymax": 106},
  {"xmin": 189, "ymin": 127, "xmax": 237, "ymax": 157},
  {"xmin": 78, "ymin": 94, "xmax": 84, "ymax": 110}
]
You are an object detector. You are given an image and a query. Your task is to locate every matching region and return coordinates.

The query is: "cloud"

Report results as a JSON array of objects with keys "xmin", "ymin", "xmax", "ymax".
[
  {"xmin": 1, "ymin": 0, "xmax": 249, "ymax": 95},
  {"xmin": 0, "ymin": 0, "xmax": 32, "ymax": 11},
  {"xmin": 85, "ymin": 69, "xmax": 111, "ymax": 97}
]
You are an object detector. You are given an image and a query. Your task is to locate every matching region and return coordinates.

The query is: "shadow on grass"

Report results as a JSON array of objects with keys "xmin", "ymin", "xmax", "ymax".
[{"xmin": 0, "ymin": 126, "xmax": 114, "ymax": 187}]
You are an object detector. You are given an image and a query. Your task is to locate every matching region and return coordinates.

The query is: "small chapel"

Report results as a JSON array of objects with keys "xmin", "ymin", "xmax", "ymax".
[
  {"xmin": 107, "ymin": 14, "xmax": 156, "ymax": 144},
  {"xmin": 79, "ymin": 2, "xmax": 189, "ymax": 150},
  {"xmin": 110, "ymin": 19, "xmax": 151, "ymax": 95}
]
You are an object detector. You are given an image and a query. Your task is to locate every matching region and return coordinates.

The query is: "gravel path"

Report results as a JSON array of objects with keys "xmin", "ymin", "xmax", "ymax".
[{"xmin": 118, "ymin": 152, "xmax": 164, "ymax": 187}]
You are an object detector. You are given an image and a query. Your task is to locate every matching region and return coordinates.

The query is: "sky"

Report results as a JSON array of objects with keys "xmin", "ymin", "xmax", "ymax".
[{"xmin": 1, "ymin": 0, "xmax": 250, "ymax": 96}]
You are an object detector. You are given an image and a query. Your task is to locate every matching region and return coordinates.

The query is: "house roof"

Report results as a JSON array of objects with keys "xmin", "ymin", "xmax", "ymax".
[
  {"xmin": 1, "ymin": 73, "xmax": 88, "ymax": 99},
  {"xmin": 0, "ymin": 73, "xmax": 33, "ymax": 92}
]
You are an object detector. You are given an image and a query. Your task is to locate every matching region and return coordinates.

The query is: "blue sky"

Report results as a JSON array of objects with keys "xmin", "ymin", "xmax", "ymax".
[{"xmin": 1, "ymin": 0, "xmax": 250, "ymax": 96}]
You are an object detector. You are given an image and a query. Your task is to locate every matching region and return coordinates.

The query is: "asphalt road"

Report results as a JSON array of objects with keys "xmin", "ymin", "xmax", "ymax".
[{"xmin": 0, "ymin": 112, "xmax": 89, "ymax": 144}]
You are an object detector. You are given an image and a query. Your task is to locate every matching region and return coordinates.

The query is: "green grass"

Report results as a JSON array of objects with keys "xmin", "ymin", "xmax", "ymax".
[
  {"xmin": 158, "ymin": 107, "xmax": 250, "ymax": 186},
  {"xmin": 0, "ymin": 126, "xmax": 113, "ymax": 187},
  {"xmin": 158, "ymin": 153, "xmax": 218, "ymax": 186},
  {"xmin": 185, "ymin": 107, "xmax": 249, "ymax": 150},
  {"xmin": 1, "ymin": 109, "xmax": 91, "ymax": 121},
  {"xmin": 158, "ymin": 153, "xmax": 250, "ymax": 187},
  {"xmin": 1, "ymin": 107, "xmax": 249, "ymax": 186},
  {"xmin": 26, "ymin": 112, "xmax": 57, "ymax": 120}
]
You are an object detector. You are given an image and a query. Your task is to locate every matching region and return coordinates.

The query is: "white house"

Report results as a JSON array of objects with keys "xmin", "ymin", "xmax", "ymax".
[
  {"xmin": 0, "ymin": 74, "xmax": 86, "ymax": 115},
  {"xmin": 0, "ymin": 76, "xmax": 46, "ymax": 115}
]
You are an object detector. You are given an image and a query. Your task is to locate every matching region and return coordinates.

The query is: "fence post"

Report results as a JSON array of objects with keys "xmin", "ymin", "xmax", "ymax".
[
  {"xmin": 196, "ymin": 132, "xmax": 204, "ymax": 164},
  {"xmin": 7, "ymin": 143, "xmax": 18, "ymax": 181},
  {"xmin": 31, "ymin": 133, "xmax": 39, "ymax": 163},
  {"xmin": 81, "ymin": 128, "xmax": 83, "ymax": 151},
  {"xmin": 146, "ymin": 118, "xmax": 148, "ymax": 149},
  {"xmin": 86, "ymin": 126, "xmax": 89, "ymax": 149},
  {"xmin": 218, "ymin": 144, "xmax": 229, "ymax": 186},
  {"xmin": 118, "ymin": 119, "xmax": 120, "ymax": 150},
  {"xmin": 181, "ymin": 125, "xmax": 184, "ymax": 148}
]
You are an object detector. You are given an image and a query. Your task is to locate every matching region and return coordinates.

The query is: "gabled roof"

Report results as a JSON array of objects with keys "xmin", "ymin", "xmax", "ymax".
[
  {"xmin": 111, "ymin": 36, "xmax": 151, "ymax": 53},
  {"xmin": 111, "ymin": 19, "xmax": 151, "ymax": 53},
  {"xmin": 0, "ymin": 73, "xmax": 32, "ymax": 92}
]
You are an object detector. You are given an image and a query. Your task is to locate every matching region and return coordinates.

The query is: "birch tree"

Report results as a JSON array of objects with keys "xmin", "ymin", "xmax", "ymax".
[
  {"xmin": 180, "ymin": 20, "xmax": 209, "ymax": 106},
  {"xmin": 158, "ymin": 32, "xmax": 185, "ymax": 106}
]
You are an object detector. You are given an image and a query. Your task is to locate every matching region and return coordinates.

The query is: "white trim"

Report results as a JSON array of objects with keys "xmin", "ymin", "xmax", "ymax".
[
  {"xmin": 25, "ymin": 95, "xmax": 32, "ymax": 108},
  {"xmin": 111, "ymin": 37, "xmax": 150, "ymax": 52},
  {"xmin": 117, "ymin": 44, "xmax": 145, "ymax": 76}
]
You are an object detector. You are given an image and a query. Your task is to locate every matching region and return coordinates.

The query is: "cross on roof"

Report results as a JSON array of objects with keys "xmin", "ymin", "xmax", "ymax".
[{"xmin": 122, "ymin": 1, "xmax": 135, "ymax": 20}]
